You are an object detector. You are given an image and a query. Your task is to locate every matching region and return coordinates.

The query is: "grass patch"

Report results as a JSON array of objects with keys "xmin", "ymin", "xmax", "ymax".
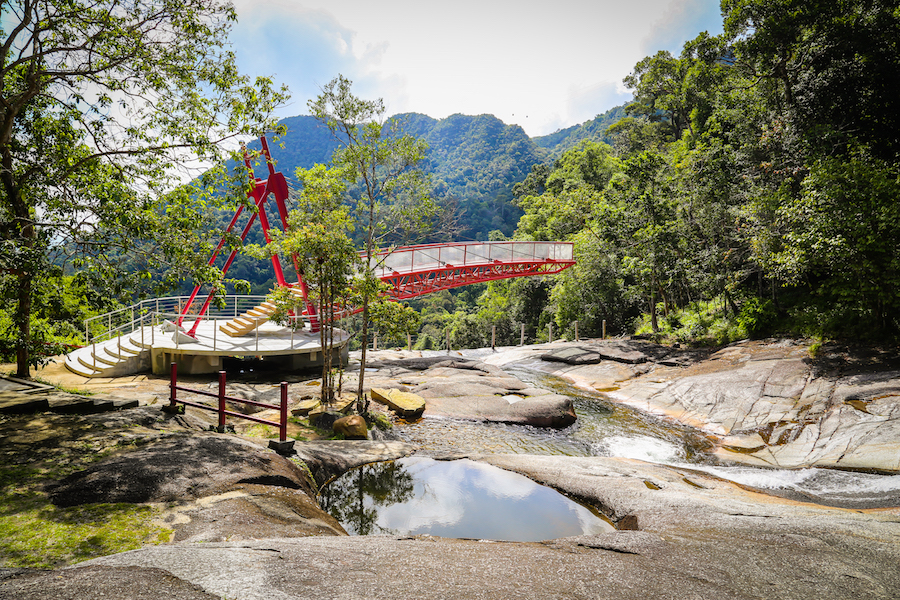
[
  {"xmin": 0, "ymin": 465, "xmax": 167, "ymax": 568},
  {"xmin": 33, "ymin": 375, "xmax": 95, "ymax": 397}
]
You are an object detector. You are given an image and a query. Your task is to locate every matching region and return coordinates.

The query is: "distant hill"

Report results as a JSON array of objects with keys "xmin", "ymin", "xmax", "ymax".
[
  {"xmin": 238, "ymin": 106, "xmax": 627, "ymax": 242},
  {"xmin": 532, "ymin": 105, "xmax": 628, "ymax": 160}
]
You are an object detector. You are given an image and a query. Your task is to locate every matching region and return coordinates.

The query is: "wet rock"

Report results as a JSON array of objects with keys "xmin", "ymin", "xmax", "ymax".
[
  {"xmin": 370, "ymin": 387, "xmax": 426, "ymax": 418},
  {"xmin": 333, "ymin": 415, "xmax": 367, "ymax": 439},
  {"xmin": 541, "ymin": 346, "xmax": 602, "ymax": 365},
  {"xmin": 531, "ymin": 340, "xmax": 900, "ymax": 473}
]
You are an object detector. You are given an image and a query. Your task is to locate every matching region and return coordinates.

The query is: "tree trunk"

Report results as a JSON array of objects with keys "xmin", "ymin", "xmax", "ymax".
[
  {"xmin": 356, "ymin": 295, "xmax": 370, "ymax": 413},
  {"xmin": 15, "ymin": 270, "xmax": 32, "ymax": 378}
]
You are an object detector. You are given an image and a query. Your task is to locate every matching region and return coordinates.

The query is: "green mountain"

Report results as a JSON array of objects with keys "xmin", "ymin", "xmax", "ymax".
[
  {"xmin": 242, "ymin": 107, "xmax": 626, "ymax": 241},
  {"xmin": 532, "ymin": 105, "xmax": 629, "ymax": 160}
]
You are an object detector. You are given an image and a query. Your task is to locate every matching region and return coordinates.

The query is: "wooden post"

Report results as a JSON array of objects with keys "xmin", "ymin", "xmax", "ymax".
[
  {"xmin": 446, "ymin": 328, "xmax": 451, "ymax": 354},
  {"xmin": 574, "ymin": 320, "xmax": 579, "ymax": 341},
  {"xmin": 602, "ymin": 319, "xmax": 607, "ymax": 339},
  {"xmin": 520, "ymin": 323, "xmax": 525, "ymax": 346},
  {"xmin": 549, "ymin": 322, "xmax": 553, "ymax": 343},
  {"xmin": 407, "ymin": 333, "xmax": 412, "ymax": 351},
  {"xmin": 491, "ymin": 325, "xmax": 496, "ymax": 350},
  {"xmin": 373, "ymin": 332, "xmax": 378, "ymax": 351}
]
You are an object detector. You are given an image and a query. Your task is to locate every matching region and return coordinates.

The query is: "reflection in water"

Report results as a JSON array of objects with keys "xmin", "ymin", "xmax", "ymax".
[
  {"xmin": 320, "ymin": 457, "xmax": 614, "ymax": 540},
  {"xmin": 319, "ymin": 461, "xmax": 415, "ymax": 535}
]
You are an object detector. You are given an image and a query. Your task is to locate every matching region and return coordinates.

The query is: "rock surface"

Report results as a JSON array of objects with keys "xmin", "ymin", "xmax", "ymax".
[
  {"xmin": 5, "ymin": 407, "xmax": 348, "ymax": 543},
  {"xmin": 362, "ymin": 356, "xmax": 576, "ymax": 428},
  {"xmin": 11, "ymin": 454, "xmax": 896, "ymax": 600},
  {"xmin": 291, "ymin": 439, "xmax": 417, "ymax": 486},
  {"xmin": 370, "ymin": 387, "xmax": 425, "ymax": 418},
  {"xmin": 5, "ymin": 341, "xmax": 900, "ymax": 600},
  {"xmin": 490, "ymin": 340, "xmax": 900, "ymax": 472},
  {"xmin": 332, "ymin": 415, "xmax": 367, "ymax": 439}
]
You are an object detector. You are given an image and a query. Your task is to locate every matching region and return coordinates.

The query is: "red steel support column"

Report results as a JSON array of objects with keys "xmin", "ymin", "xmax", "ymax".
[{"xmin": 169, "ymin": 362, "xmax": 177, "ymax": 407}]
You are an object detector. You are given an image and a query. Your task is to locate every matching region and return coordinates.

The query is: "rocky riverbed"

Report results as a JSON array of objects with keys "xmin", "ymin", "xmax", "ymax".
[{"xmin": 1, "ymin": 338, "xmax": 899, "ymax": 599}]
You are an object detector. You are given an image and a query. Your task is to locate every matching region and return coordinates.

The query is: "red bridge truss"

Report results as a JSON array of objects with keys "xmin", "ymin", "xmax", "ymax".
[{"xmin": 371, "ymin": 241, "xmax": 575, "ymax": 301}]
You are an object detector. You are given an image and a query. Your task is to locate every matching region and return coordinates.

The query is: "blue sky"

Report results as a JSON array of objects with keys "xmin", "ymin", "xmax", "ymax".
[{"xmin": 232, "ymin": 0, "xmax": 724, "ymax": 137}]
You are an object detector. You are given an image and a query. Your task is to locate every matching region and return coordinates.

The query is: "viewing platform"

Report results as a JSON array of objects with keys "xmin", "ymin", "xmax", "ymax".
[
  {"xmin": 372, "ymin": 241, "xmax": 575, "ymax": 300},
  {"xmin": 63, "ymin": 242, "xmax": 574, "ymax": 378}
]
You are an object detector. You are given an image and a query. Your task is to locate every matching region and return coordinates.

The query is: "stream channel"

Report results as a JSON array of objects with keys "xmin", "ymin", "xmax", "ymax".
[{"xmin": 320, "ymin": 351, "xmax": 900, "ymax": 539}]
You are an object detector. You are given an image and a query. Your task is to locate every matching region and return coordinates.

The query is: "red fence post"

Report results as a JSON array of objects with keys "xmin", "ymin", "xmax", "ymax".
[
  {"xmin": 169, "ymin": 362, "xmax": 177, "ymax": 407},
  {"xmin": 162, "ymin": 361, "xmax": 184, "ymax": 414},
  {"xmin": 218, "ymin": 371, "xmax": 227, "ymax": 432},
  {"xmin": 280, "ymin": 382, "xmax": 288, "ymax": 442}
]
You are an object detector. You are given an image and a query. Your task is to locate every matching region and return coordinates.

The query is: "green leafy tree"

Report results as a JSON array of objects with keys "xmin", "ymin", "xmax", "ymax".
[
  {"xmin": 255, "ymin": 164, "xmax": 360, "ymax": 405},
  {"xmin": 0, "ymin": 0, "xmax": 287, "ymax": 376},
  {"xmin": 308, "ymin": 75, "xmax": 435, "ymax": 408}
]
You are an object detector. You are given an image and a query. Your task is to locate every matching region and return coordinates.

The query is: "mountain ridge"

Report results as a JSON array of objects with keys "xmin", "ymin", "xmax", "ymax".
[{"xmin": 243, "ymin": 105, "xmax": 627, "ymax": 241}]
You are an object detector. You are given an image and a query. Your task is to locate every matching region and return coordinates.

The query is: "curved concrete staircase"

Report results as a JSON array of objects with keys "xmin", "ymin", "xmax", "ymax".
[{"xmin": 64, "ymin": 329, "xmax": 152, "ymax": 378}]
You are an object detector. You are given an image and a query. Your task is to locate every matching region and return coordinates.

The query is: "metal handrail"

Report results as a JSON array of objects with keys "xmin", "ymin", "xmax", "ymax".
[{"xmin": 83, "ymin": 294, "xmax": 276, "ymax": 350}]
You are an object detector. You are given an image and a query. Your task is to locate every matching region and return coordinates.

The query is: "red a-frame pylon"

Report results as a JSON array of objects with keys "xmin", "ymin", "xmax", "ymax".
[{"xmin": 176, "ymin": 136, "xmax": 318, "ymax": 337}]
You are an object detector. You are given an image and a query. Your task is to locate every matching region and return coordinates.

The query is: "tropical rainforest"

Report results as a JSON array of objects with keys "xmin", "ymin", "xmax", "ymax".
[{"xmin": 3, "ymin": 0, "xmax": 900, "ymax": 370}]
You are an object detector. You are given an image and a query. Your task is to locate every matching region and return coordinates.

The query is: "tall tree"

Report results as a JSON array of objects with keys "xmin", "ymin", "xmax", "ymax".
[
  {"xmin": 0, "ymin": 0, "xmax": 286, "ymax": 376},
  {"xmin": 308, "ymin": 75, "xmax": 434, "ymax": 409},
  {"xmin": 257, "ymin": 164, "xmax": 360, "ymax": 405}
]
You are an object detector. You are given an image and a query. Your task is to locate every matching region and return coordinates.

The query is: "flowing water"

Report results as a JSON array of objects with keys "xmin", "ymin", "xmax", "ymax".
[{"xmin": 322, "ymin": 351, "xmax": 900, "ymax": 536}]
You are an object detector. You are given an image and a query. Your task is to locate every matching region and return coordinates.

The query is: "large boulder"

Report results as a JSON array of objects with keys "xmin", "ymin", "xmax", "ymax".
[
  {"xmin": 46, "ymin": 433, "xmax": 317, "ymax": 507},
  {"xmin": 333, "ymin": 415, "xmax": 368, "ymax": 439}
]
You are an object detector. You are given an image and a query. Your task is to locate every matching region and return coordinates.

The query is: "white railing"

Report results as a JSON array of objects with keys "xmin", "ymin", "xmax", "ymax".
[
  {"xmin": 370, "ymin": 241, "xmax": 574, "ymax": 279},
  {"xmin": 149, "ymin": 311, "xmax": 314, "ymax": 354},
  {"xmin": 83, "ymin": 295, "xmax": 273, "ymax": 347}
]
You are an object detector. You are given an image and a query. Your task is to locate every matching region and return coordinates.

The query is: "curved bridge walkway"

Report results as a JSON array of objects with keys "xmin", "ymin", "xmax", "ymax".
[{"xmin": 371, "ymin": 241, "xmax": 575, "ymax": 301}]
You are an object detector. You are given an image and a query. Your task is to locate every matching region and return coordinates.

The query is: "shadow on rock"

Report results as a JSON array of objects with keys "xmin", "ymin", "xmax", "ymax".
[{"xmin": 46, "ymin": 434, "xmax": 314, "ymax": 507}]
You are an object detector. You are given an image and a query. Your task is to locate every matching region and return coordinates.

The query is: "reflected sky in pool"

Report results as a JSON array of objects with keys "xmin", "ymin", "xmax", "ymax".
[{"xmin": 320, "ymin": 456, "xmax": 614, "ymax": 541}]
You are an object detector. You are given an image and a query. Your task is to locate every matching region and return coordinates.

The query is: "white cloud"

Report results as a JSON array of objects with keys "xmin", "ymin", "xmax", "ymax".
[{"xmin": 230, "ymin": 0, "xmax": 723, "ymax": 136}]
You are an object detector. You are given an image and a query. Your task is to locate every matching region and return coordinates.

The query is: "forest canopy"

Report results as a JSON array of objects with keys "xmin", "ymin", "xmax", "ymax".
[{"xmin": 500, "ymin": 0, "xmax": 900, "ymax": 344}]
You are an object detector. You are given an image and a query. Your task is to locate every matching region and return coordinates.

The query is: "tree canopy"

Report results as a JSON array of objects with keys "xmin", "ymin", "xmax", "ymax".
[
  {"xmin": 492, "ymin": 0, "xmax": 900, "ymax": 344},
  {"xmin": 0, "ymin": 0, "xmax": 287, "ymax": 375}
]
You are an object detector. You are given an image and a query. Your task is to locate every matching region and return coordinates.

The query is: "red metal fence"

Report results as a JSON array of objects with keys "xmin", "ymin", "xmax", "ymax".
[{"xmin": 166, "ymin": 362, "xmax": 289, "ymax": 442}]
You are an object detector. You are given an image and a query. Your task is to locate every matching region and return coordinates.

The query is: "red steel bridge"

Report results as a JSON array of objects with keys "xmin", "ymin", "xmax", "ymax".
[{"xmin": 176, "ymin": 137, "xmax": 575, "ymax": 337}]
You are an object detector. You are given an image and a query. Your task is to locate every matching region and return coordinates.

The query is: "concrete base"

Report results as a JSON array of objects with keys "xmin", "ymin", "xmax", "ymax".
[
  {"xmin": 268, "ymin": 439, "xmax": 296, "ymax": 455},
  {"xmin": 150, "ymin": 343, "xmax": 349, "ymax": 376}
]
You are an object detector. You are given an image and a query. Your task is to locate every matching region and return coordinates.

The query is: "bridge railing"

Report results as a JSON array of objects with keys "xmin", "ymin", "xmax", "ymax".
[{"xmin": 370, "ymin": 241, "xmax": 574, "ymax": 278}]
